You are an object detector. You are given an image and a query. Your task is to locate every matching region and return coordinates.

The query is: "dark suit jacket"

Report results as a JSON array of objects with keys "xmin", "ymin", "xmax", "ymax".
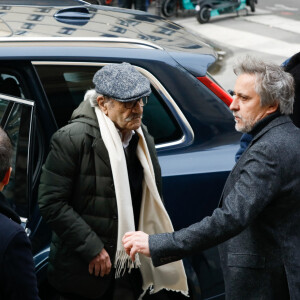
[
  {"xmin": 0, "ymin": 193, "xmax": 40, "ymax": 300},
  {"xmin": 149, "ymin": 115, "xmax": 300, "ymax": 300}
]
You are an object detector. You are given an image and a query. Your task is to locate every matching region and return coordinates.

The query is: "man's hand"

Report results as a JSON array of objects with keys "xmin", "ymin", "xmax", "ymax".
[
  {"xmin": 122, "ymin": 231, "xmax": 150, "ymax": 261},
  {"xmin": 88, "ymin": 248, "xmax": 111, "ymax": 277}
]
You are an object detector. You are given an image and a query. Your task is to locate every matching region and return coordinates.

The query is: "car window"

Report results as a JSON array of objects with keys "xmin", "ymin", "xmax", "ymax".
[
  {"xmin": 34, "ymin": 64, "xmax": 182, "ymax": 145},
  {"xmin": 0, "ymin": 95, "xmax": 34, "ymax": 218},
  {"xmin": 0, "ymin": 97, "xmax": 10, "ymax": 122},
  {"xmin": 142, "ymin": 89, "xmax": 181, "ymax": 144},
  {"xmin": 0, "ymin": 73, "xmax": 24, "ymax": 98},
  {"xmin": 0, "ymin": 98, "xmax": 21, "ymax": 204}
]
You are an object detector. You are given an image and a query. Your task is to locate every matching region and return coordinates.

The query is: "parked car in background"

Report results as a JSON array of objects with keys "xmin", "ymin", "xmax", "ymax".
[{"xmin": 0, "ymin": 0, "xmax": 241, "ymax": 299}]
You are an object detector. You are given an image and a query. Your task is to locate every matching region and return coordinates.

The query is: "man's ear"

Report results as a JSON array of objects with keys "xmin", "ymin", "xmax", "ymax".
[
  {"xmin": 97, "ymin": 96, "xmax": 108, "ymax": 115},
  {"xmin": 266, "ymin": 102, "xmax": 279, "ymax": 115},
  {"xmin": 2, "ymin": 167, "xmax": 12, "ymax": 186}
]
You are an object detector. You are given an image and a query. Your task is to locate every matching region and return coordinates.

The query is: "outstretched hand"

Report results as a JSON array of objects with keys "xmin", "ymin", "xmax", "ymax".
[
  {"xmin": 88, "ymin": 248, "xmax": 111, "ymax": 277},
  {"xmin": 122, "ymin": 231, "xmax": 150, "ymax": 261}
]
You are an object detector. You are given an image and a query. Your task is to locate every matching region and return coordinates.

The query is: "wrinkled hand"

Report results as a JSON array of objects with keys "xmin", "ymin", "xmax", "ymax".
[
  {"xmin": 88, "ymin": 248, "xmax": 111, "ymax": 277},
  {"xmin": 122, "ymin": 231, "xmax": 150, "ymax": 261}
]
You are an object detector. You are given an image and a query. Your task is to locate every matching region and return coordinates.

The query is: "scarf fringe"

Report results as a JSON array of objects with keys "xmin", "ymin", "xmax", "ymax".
[
  {"xmin": 114, "ymin": 249, "xmax": 141, "ymax": 278},
  {"xmin": 138, "ymin": 285, "xmax": 189, "ymax": 299},
  {"xmin": 149, "ymin": 287, "xmax": 189, "ymax": 297}
]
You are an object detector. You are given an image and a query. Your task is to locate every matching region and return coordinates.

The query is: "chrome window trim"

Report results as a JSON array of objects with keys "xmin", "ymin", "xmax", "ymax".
[
  {"xmin": 0, "ymin": 93, "xmax": 34, "ymax": 106},
  {"xmin": 0, "ymin": 37, "xmax": 163, "ymax": 50},
  {"xmin": 32, "ymin": 61, "xmax": 194, "ymax": 149},
  {"xmin": 34, "ymin": 246, "xmax": 50, "ymax": 269}
]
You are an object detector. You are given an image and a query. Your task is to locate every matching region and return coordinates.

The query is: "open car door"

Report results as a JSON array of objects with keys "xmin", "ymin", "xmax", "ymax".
[{"xmin": 0, "ymin": 93, "xmax": 35, "ymax": 234}]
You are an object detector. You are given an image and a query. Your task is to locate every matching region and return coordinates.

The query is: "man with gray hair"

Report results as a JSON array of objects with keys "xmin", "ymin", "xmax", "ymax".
[
  {"xmin": 123, "ymin": 56, "xmax": 300, "ymax": 299},
  {"xmin": 38, "ymin": 62, "xmax": 188, "ymax": 300}
]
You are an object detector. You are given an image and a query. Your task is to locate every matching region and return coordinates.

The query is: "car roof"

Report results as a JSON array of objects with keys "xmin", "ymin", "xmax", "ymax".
[
  {"xmin": 0, "ymin": 0, "xmax": 87, "ymax": 6},
  {"xmin": 0, "ymin": 1, "xmax": 217, "ymax": 76}
]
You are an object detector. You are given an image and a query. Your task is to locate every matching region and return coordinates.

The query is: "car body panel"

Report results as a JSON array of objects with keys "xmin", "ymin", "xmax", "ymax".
[{"xmin": 0, "ymin": 3, "xmax": 217, "ymax": 75}]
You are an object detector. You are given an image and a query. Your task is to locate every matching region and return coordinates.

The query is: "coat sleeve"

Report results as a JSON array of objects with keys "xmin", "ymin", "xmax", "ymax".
[
  {"xmin": 2, "ymin": 229, "xmax": 40, "ymax": 300},
  {"xmin": 38, "ymin": 127, "xmax": 104, "ymax": 263},
  {"xmin": 149, "ymin": 142, "xmax": 281, "ymax": 267}
]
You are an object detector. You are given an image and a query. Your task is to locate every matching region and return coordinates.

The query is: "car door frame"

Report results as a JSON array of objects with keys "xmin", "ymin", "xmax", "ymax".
[{"xmin": 0, "ymin": 93, "xmax": 35, "ymax": 231}]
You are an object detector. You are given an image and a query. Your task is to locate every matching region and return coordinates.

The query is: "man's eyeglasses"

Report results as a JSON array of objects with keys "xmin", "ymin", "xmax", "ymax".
[{"xmin": 124, "ymin": 97, "xmax": 148, "ymax": 109}]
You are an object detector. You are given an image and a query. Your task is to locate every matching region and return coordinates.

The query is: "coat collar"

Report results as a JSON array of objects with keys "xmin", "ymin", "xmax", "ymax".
[
  {"xmin": 250, "ymin": 114, "xmax": 292, "ymax": 146},
  {"xmin": 70, "ymin": 99, "xmax": 99, "ymax": 129},
  {"xmin": 235, "ymin": 114, "xmax": 292, "ymax": 168}
]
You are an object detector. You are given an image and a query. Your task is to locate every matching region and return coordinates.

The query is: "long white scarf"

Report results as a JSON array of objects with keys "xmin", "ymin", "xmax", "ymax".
[{"xmin": 94, "ymin": 107, "xmax": 189, "ymax": 297}]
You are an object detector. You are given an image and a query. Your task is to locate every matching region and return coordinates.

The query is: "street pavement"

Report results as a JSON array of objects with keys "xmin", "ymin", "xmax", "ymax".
[{"xmin": 147, "ymin": 2, "xmax": 300, "ymax": 90}]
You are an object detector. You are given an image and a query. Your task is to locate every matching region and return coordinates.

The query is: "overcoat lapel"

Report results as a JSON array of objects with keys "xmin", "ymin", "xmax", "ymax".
[{"xmin": 92, "ymin": 136, "xmax": 111, "ymax": 169}]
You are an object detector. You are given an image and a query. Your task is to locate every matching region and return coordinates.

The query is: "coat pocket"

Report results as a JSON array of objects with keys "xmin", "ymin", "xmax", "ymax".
[{"xmin": 228, "ymin": 253, "xmax": 265, "ymax": 269}]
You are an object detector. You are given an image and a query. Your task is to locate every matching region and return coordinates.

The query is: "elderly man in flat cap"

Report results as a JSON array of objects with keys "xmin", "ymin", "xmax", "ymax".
[{"xmin": 38, "ymin": 63, "xmax": 188, "ymax": 300}]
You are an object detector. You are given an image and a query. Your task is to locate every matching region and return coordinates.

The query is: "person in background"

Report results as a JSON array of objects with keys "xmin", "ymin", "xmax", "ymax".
[
  {"xmin": 0, "ymin": 127, "xmax": 40, "ymax": 300},
  {"xmin": 283, "ymin": 51, "xmax": 300, "ymax": 128},
  {"xmin": 123, "ymin": 56, "xmax": 300, "ymax": 300}
]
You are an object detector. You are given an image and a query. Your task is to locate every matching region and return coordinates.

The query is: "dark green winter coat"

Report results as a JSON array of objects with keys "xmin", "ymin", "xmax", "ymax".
[{"xmin": 38, "ymin": 99, "xmax": 162, "ymax": 299}]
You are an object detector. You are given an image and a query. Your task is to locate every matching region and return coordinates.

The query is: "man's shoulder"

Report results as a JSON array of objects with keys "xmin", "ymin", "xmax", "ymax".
[
  {"xmin": 262, "ymin": 117, "xmax": 300, "ymax": 143},
  {"xmin": 245, "ymin": 117, "xmax": 300, "ymax": 163},
  {"xmin": 253, "ymin": 116, "xmax": 298, "ymax": 143},
  {"xmin": 0, "ymin": 213, "xmax": 24, "ymax": 253},
  {"xmin": 0, "ymin": 213, "xmax": 23, "ymax": 233},
  {"xmin": 52, "ymin": 118, "xmax": 100, "ymax": 142}
]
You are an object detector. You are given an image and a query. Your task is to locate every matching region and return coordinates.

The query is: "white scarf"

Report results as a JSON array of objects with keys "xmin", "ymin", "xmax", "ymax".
[{"xmin": 94, "ymin": 107, "xmax": 189, "ymax": 297}]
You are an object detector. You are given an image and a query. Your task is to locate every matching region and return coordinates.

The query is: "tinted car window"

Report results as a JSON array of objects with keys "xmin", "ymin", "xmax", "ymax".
[
  {"xmin": 35, "ymin": 64, "xmax": 182, "ymax": 145},
  {"xmin": 143, "ymin": 89, "xmax": 181, "ymax": 144},
  {"xmin": 0, "ymin": 96, "xmax": 33, "ymax": 218},
  {"xmin": 0, "ymin": 73, "xmax": 24, "ymax": 99},
  {"xmin": 0, "ymin": 97, "xmax": 9, "ymax": 122}
]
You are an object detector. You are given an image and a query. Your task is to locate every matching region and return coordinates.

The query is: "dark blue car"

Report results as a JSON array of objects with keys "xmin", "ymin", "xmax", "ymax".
[{"xmin": 0, "ymin": 0, "xmax": 241, "ymax": 299}]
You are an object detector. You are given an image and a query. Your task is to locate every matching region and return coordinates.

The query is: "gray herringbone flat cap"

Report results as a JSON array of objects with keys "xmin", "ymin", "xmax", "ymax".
[{"xmin": 93, "ymin": 62, "xmax": 151, "ymax": 102}]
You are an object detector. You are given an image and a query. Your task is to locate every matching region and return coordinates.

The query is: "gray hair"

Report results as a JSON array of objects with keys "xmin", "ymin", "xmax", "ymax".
[
  {"xmin": 233, "ymin": 56, "xmax": 295, "ymax": 115},
  {"xmin": 84, "ymin": 89, "xmax": 112, "ymax": 107}
]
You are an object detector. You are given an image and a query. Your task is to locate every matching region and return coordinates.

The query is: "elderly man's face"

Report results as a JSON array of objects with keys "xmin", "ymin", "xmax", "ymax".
[
  {"xmin": 99, "ymin": 97, "xmax": 143, "ymax": 134},
  {"xmin": 230, "ymin": 73, "xmax": 278, "ymax": 133}
]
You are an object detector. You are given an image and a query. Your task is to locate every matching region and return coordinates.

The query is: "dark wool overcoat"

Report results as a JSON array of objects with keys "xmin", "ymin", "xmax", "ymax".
[
  {"xmin": 149, "ymin": 115, "xmax": 300, "ymax": 300},
  {"xmin": 0, "ymin": 193, "xmax": 40, "ymax": 300},
  {"xmin": 38, "ymin": 100, "xmax": 162, "ymax": 299}
]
